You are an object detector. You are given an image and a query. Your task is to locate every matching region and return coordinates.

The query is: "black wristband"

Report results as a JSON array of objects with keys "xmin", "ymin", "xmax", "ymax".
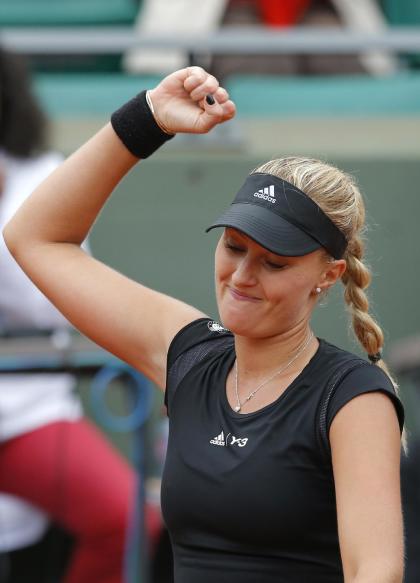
[{"xmin": 111, "ymin": 90, "xmax": 174, "ymax": 159}]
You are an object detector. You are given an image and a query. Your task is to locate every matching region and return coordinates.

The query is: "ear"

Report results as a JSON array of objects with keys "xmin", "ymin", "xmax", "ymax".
[{"xmin": 317, "ymin": 259, "xmax": 346, "ymax": 292}]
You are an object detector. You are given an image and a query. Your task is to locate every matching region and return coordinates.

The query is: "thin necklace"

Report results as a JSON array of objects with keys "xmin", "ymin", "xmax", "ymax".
[{"xmin": 233, "ymin": 331, "xmax": 314, "ymax": 412}]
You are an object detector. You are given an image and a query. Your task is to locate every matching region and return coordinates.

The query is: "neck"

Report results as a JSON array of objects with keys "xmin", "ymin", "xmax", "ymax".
[{"xmin": 234, "ymin": 322, "xmax": 315, "ymax": 380}]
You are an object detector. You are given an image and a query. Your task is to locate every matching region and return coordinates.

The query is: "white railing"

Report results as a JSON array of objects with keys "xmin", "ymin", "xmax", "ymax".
[{"xmin": 1, "ymin": 26, "xmax": 420, "ymax": 55}]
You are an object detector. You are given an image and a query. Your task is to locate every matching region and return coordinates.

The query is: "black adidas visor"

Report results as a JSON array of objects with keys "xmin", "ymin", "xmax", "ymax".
[{"xmin": 206, "ymin": 173, "xmax": 347, "ymax": 259}]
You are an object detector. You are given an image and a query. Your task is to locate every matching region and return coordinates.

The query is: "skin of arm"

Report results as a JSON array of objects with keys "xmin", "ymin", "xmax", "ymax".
[
  {"xmin": 3, "ymin": 67, "xmax": 235, "ymax": 389},
  {"xmin": 330, "ymin": 391, "xmax": 404, "ymax": 583}
]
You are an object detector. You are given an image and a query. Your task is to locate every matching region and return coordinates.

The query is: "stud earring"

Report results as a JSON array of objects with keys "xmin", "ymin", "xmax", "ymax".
[{"xmin": 315, "ymin": 287, "xmax": 322, "ymax": 294}]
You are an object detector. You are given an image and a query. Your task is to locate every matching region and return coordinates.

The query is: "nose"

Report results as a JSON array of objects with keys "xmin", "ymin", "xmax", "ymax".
[{"xmin": 231, "ymin": 256, "xmax": 258, "ymax": 287}]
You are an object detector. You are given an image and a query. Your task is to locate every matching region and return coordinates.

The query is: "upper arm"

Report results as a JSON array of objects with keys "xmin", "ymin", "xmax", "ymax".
[
  {"xmin": 2, "ymin": 127, "xmax": 206, "ymax": 388},
  {"xmin": 330, "ymin": 391, "xmax": 404, "ymax": 581},
  {"xmin": 8, "ymin": 242, "xmax": 205, "ymax": 389}
]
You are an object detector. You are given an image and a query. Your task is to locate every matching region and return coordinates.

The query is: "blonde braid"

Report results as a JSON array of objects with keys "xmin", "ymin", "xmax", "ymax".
[
  {"xmin": 341, "ymin": 236, "xmax": 384, "ymax": 357},
  {"xmin": 253, "ymin": 157, "xmax": 406, "ymax": 450},
  {"xmin": 341, "ymin": 237, "xmax": 406, "ymax": 450}
]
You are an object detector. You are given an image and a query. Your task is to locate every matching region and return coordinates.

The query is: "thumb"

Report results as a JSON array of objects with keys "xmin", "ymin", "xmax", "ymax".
[{"xmin": 196, "ymin": 94, "xmax": 224, "ymax": 133}]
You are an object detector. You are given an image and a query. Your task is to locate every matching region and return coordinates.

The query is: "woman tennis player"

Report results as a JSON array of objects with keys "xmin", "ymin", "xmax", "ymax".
[{"xmin": 4, "ymin": 67, "xmax": 405, "ymax": 583}]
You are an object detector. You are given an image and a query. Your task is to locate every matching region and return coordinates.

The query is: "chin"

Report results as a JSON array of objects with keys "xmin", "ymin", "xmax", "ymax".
[
  {"xmin": 216, "ymin": 285, "xmax": 265, "ymax": 337},
  {"xmin": 218, "ymin": 309, "xmax": 261, "ymax": 338}
]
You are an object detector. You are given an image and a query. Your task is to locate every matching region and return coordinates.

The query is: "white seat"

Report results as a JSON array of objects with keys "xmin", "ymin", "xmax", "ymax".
[
  {"xmin": 331, "ymin": 0, "xmax": 399, "ymax": 75},
  {"xmin": 0, "ymin": 494, "xmax": 49, "ymax": 552},
  {"xmin": 123, "ymin": 0, "xmax": 228, "ymax": 74}
]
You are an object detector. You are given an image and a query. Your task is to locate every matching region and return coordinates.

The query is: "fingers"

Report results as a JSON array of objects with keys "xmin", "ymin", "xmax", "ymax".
[
  {"xmin": 190, "ymin": 76, "xmax": 219, "ymax": 102},
  {"xmin": 197, "ymin": 95, "xmax": 236, "ymax": 133},
  {"xmin": 204, "ymin": 87, "xmax": 235, "ymax": 120},
  {"xmin": 198, "ymin": 86, "xmax": 229, "ymax": 110},
  {"xmin": 163, "ymin": 66, "xmax": 230, "ymax": 106},
  {"xmin": 179, "ymin": 66, "xmax": 232, "ymax": 110},
  {"xmin": 220, "ymin": 99, "xmax": 236, "ymax": 122},
  {"xmin": 214, "ymin": 86, "xmax": 230, "ymax": 105},
  {"xmin": 183, "ymin": 66, "xmax": 208, "ymax": 91},
  {"xmin": 184, "ymin": 67, "xmax": 219, "ymax": 102},
  {"xmin": 184, "ymin": 67, "xmax": 235, "ymax": 129},
  {"xmin": 156, "ymin": 66, "xmax": 236, "ymax": 134}
]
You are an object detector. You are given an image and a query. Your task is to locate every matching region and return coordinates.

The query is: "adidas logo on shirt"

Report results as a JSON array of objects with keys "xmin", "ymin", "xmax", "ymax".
[
  {"xmin": 210, "ymin": 431, "xmax": 226, "ymax": 446},
  {"xmin": 210, "ymin": 430, "xmax": 249, "ymax": 448},
  {"xmin": 253, "ymin": 185, "xmax": 276, "ymax": 203}
]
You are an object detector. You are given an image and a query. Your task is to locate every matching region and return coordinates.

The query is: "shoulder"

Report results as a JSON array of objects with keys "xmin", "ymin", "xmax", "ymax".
[
  {"xmin": 320, "ymin": 341, "xmax": 405, "ymax": 436},
  {"xmin": 311, "ymin": 338, "xmax": 369, "ymax": 394},
  {"xmin": 311, "ymin": 339, "xmax": 404, "ymax": 439},
  {"xmin": 167, "ymin": 318, "xmax": 233, "ymax": 370},
  {"xmin": 318, "ymin": 337, "xmax": 365, "ymax": 366},
  {"xmin": 165, "ymin": 318, "xmax": 233, "ymax": 415}
]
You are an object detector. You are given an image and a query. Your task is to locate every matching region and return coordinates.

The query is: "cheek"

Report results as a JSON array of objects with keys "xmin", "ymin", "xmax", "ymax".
[
  {"xmin": 291, "ymin": 270, "xmax": 313, "ymax": 291},
  {"xmin": 268, "ymin": 271, "xmax": 313, "ymax": 306},
  {"xmin": 214, "ymin": 244, "xmax": 233, "ymax": 283},
  {"xmin": 214, "ymin": 244, "xmax": 230, "ymax": 298}
]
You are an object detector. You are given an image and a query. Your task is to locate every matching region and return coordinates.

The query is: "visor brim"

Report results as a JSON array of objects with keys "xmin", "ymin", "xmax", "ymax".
[{"xmin": 206, "ymin": 203, "xmax": 322, "ymax": 257}]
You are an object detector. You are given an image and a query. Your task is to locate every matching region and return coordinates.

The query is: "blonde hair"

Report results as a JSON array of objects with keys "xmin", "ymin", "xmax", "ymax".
[{"xmin": 253, "ymin": 157, "xmax": 406, "ymax": 449}]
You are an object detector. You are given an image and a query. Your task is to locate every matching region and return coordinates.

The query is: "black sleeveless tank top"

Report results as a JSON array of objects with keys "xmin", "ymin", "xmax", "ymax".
[{"xmin": 161, "ymin": 319, "xmax": 404, "ymax": 583}]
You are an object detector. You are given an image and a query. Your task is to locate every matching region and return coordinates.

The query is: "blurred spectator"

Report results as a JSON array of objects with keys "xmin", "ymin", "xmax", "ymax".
[
  {"xmin": 259, "ymin": 0, "xmax": 312, "ymax": 26},
  {"xmin": 0, "ymin": 47, "xmax": 143, "ymax": 583},
  {"xmin": 212, "ymin": 0, "xmax": 397, "ymax": 78}
]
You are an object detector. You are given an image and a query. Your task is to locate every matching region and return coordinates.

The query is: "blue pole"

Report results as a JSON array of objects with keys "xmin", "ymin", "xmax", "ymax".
[{"xmin": 90, "ymin": 365, "xmax": 153, "ymax": 583}]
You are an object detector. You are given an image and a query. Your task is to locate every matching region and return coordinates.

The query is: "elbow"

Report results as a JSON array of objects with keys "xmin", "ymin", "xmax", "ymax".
[
  {"xmin": 2, "ymin": 219, "xmax": 22, "ymax": 260},
  {"xmin": 3, "ymin": 220, "xmax": 18, "ymax": 257},
  {"xmin": 2, "ymin": 217, "xmax": 32, "ymax": 266}
]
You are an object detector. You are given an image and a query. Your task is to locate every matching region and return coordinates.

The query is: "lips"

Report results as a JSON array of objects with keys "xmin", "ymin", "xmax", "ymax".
[{"xmin": 228, "ymin": 287, "xmax": 261, "ymax": 302}]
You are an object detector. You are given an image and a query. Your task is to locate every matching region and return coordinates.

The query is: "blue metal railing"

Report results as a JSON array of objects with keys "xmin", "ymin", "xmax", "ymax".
[{"xmin": 0, "ymin": 332, "xmax": 154, "ymax": 583}]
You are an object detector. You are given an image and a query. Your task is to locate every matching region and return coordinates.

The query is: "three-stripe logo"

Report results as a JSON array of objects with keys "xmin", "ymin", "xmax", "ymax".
[
  {"xmin": 210, "ymin": 431, "xmax": 225, "ymax": 446},
  {"xmin": 253, "ymin": 185, "xmax": 276, "ymax": 203}
]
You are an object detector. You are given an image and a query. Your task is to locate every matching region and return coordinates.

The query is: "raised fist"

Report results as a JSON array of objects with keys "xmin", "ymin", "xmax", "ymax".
[{"xmin": 147, "ymin": 66, "xmax": 236, "ymax": 135}]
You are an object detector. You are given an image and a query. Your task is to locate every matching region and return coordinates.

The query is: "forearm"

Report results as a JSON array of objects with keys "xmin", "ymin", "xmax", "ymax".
[
  {"xmin": 3, "ymin": 123, "xmax": 137, "ymax": 252},
  {"xmin": 4, "ymin": 68, "xmax": 235, "ymax": 257},
  {"xmin": 347, "ymin": 563, "xmax": 403, "ymax": 583},
  {"xmin": 350, "ymin": 575, "xmax": 402, "ymax": 583}
]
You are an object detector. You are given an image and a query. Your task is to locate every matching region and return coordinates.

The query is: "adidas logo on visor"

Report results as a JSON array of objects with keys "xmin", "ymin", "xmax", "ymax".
[{"xmin": 253, "ymin": 185, "xmax": 276, "ymax": 203}]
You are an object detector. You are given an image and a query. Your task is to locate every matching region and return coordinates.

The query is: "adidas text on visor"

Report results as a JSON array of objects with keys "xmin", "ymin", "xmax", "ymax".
[{"xmin": 206, "ymin": 173, "xmax": 347, "ymax": 259}]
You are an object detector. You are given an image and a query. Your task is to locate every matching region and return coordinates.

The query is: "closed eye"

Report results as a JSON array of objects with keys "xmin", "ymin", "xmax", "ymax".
[
  {"xmin": 265, "ymin": 260, "xmax": 285, "ymax": 270},
  {"xmin": 224, "ymin": 241, "xmax": 245, "ymax": 253},
  {"xmin": 225, "ymin": 240, "xmax": 285, "ymax": 268}
]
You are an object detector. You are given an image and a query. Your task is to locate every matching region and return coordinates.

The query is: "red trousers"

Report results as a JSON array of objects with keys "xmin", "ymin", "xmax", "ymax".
[{"xmin": 0, "ymin": 419, "xmax": 158, "ymax": 583}]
